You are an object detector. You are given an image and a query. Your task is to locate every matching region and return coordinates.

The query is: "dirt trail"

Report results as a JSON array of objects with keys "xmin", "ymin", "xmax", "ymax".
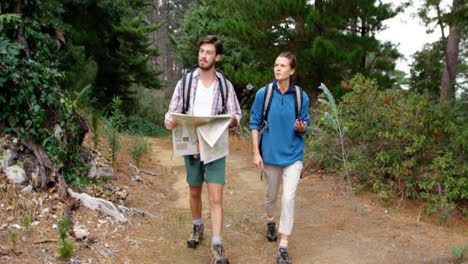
[
  {"xmin": 1, "ymin": 135, "xmax": 467, "ymax": 264},
  {"xmin": 137, "ymin": 136, "xmax": 467, "ymax": 264}
]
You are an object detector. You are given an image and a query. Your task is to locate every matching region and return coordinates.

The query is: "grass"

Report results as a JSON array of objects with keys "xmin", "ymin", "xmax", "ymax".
[{"xmin": 57, "ymin": 218, "xmax": 74, "ymax": 259}]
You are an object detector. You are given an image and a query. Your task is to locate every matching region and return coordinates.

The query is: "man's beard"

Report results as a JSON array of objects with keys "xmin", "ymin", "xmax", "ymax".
[{"xmin": 199, "ymin": 59, "xmax": 215, "ymax": 70}]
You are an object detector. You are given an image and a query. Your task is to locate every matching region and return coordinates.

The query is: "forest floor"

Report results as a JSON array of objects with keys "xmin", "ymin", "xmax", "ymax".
[{"xmin": 0, "ymin": 133, "xmax": 467, "ymax": 264}]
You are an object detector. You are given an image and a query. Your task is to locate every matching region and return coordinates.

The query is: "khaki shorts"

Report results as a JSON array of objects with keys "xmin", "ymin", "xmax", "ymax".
[{"xmin": 184, "ymin": 156, "xmax": 226, "ymax": 186}]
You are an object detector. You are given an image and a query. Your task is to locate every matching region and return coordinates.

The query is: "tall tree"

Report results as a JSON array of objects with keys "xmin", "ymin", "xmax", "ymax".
[
  {"xmin": 171, "ymin": 0, "xmax": 402, "ymax": 106},
  {"xmin": 409, "ymin": 42, "xmax": 444, "ymax": 98},
  {"xmin": 148, "ymin": 0, "xmax": 194, "ymax": 90},
  {"xmin": 418, "ymin": 0, "xmax": 468, "ymax": 100},
  {"xmin": 62, "ymin": 0, "xmax": 164, "ymax": 112}
]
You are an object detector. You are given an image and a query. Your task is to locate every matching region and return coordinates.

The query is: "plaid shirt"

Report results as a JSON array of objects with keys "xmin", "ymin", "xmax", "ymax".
[{"xmin": 165, "ymin": 68, "xmax": 242, "ymax": 129}]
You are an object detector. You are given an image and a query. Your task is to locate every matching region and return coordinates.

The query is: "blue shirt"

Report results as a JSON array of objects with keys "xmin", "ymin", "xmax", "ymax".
[{"xmin": 250, "ymin": 80, "xmax": 310, "ymax": 167}]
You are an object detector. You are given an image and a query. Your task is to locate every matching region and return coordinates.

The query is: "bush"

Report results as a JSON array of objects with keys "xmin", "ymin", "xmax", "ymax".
[
  {"xmin": 121, "ymin": 115, "xmax": 169, "ymax": 137},
  {"xmin": 0, "ymin": 15, "xmax": 89, "ymax": 187},
  {"xmin": 307, "ymin": 73, "xmax": 468, "ymax": 220}
]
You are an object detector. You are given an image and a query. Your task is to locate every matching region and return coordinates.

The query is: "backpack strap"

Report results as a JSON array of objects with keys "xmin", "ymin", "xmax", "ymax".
[
  {"xmin": 216, "ymin": 71, "xmax": 229, "ymax": 114},
  {"xmin": 182, "ymin": 69, "xmax": 194, "ymax": 114},
  {"xmin": 261, "ymin": 82, "xmax": 274, "ymax": 128},
  {"xmin": 181, "ymin": 66, "xmax": 229, "ymax": 115},
  {"xmin": 294, "ymin": 85, "xmax": 303, "ymax": 119}
]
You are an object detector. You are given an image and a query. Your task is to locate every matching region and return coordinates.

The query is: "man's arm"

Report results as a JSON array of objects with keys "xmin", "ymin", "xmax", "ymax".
[
  {"xmin": 225, "ymin": 80, "xmax": 242, "ymax": 129},
  {"xmin": 164, "ymin": 80, "xmax": 184, "ymax": 130}
]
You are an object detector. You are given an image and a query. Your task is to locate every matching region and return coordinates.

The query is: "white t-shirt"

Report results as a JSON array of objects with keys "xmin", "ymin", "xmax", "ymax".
[{"xmin": 193, "ymin": 79, "xmax": 215, "ymax": 116}]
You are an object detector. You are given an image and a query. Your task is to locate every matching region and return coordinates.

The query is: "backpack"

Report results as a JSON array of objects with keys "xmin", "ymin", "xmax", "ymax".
[
  {"xmin": 259, "ymin": 82, "xmax": 303, "ymax": 135},
  {"xmin": 181, "ymin": 66, "xmax": 229, "ymax": 114}
]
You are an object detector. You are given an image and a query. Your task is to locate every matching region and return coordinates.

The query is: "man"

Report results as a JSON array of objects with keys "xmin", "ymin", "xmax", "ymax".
[{"xmin": 165, "ymin": 35, "xmax": 241, "ymax": 264}]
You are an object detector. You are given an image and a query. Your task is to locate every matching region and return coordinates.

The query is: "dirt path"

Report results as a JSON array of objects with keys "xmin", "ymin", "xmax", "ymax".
[
  {"xmin": 1, "ymin": 135, "xmax": 467, "ymax": 264},
  {"xmin": 121, "ymin": 136, "xmax": 467, "ymax": 264}
]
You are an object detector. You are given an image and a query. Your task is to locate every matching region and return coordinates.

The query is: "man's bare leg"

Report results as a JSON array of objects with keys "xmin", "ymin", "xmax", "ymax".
[{"xmin": 207, "ymin": 182, "xmax": 224, "ymax": 237}]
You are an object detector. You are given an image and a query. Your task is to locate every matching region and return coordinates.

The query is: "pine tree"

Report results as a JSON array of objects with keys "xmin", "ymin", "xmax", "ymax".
[
  {"xmin": 172, "ymin": 0, "xmax": 402, "ymax": 106},
  {"xmin": 62, "ymin": 0, "xmax": 164, "ymax": 112}
]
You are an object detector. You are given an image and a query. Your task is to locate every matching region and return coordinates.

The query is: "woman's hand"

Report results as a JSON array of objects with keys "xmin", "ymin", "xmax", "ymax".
[
  {"xmin": 294, "ymin": 119, "xmax": 307, "ymax": 133},
  {"xmin": 252, "ymin": 152, "xmax": 264, "ymax": 170}
]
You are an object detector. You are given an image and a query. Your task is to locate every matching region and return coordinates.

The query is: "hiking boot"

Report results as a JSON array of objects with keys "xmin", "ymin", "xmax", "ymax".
[
  {"xmin": 266, "ymin": 222, "xmax": 277, "ymax": 242},
  {"xmin": 210, "ymin": 244, "xmax": 230, "ymax": 264},
  {"xmin": 187, "ymin": 224, "xmax": 204, "ymax": 248},
  {"xmin": 275, "ymin": 247, "xmax": 291, "ymax": 264}
]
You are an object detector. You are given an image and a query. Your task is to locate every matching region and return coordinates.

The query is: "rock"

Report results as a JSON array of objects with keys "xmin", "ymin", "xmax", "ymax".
[
  {"xmin": 21, "ymin": 185, "xmax": 33, "ymax": 193},
  {"xmin": 1, "ymin": 149, "xmax": 16, "ymax": 171},
  {"xmin": 87, "ymin": 163, "xmax": 117, "ymax": 180},
  {"xmin": 6, "ymin": 165, "xmax": 26, "ymax": 184},
  {"xmin": 98, "ymin": 166, "xmax": 117, "ymax": 179},
  {"xmin": 73, "ymin": 225, "xmax": 90, "ymax": 240},
  {"xmin": 132, "ymin": 175, "xmax": 142, "ymax": 182},
  {"xmin": 97, "ymin": 247, "xmax": 115, "ymax": 258}
]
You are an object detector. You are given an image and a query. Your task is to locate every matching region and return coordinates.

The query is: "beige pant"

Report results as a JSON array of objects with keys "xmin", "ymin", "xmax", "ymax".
[{"xmin": 264, "ymin": 161, "xmax": 303, "ymax": 236}]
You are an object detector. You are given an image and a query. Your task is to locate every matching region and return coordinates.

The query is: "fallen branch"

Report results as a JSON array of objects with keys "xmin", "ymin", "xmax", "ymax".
[
  {"xmin": 67, "ymin": 188, "xmax": 130, "ymax": 224},
  {"xmin": 129, "ymin": 163, "xmax": 160, "ymax": 177},
  {"xmin": 118, "ymin": 205, "xmax": 154, "ymax": 218},
  {"xmin": 33, "ymin": 238, "xmax": 58, "ymax": 244}
]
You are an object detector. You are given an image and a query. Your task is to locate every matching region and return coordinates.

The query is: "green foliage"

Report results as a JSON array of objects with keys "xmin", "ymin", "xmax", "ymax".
[
  {"xmin": 22, "ymin": 215, "xmax": 33, "ymax": 231},
  {"xmin": 62, "ymin": 0, "xmax": 164, "ymax": 113},
  {"xmin": 308, "ymin": 73, "xmax": 468, "ymax": 219},
  {"xmin": 450, "ymin": 244, "xmax": 468, "ymax": 259},
  {"xmin": 57, "ymin": 218, "xmax": 73, "ymax": 259},
  {"xmin": 127, "ymin": 136, "xmax": 150, "ymax": 167},
  {"xmin": 104, "ymin": 97, "xmax": 124, "ymax": 165},
  {"xmin": 317, "ymin": 83, "xmax": 351, "ymax": 185},
  {"xmin": 10, "ymin": 231, "xmax": 17, "ymax": 248},
  {"xmin": 409, "ymin": 42, "xmax": 444, "ymax": 98},
  {"xmin": 1, "ymin": 12, "xmax": 89, "ymax": 187},
  {"xmin": 122, "ymin": 115, "xmax": 168, "ymax": 137},
  {"xmin": 90, "ymin": 111, "xmax": 102, "ymax": 149},
  {"xmin": 60, "ymin": 46, "xmax": 98, "ymax": 108},
  {"xmin": 172, "ymin": 0, "xmax": 403, "ymax": 106}
]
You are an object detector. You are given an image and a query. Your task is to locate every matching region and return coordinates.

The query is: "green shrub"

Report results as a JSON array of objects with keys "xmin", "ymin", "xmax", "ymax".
[
  {"xmin": 121, "ymin": 115, "xmax": 169, "ymax": 137},
  {"xmin": 1, "ymin": 16, "xmax": 89, "ymax": 187},
  {"xmin": 104, "ymin": 97, "xmax": 124, "ymax": 165},
  {"xmin": 132, "ymin": 86, "xmax": 169, "ymax": 126},
  {"xmin": 307, "ymin": 73, "xmax": 468, "ymax": 220},
  {"xmin": 127, "ymin": 135, "xmax": 151, "ymax": 167},
  {"xmin": 57, "ymin": 218, "xmax": 74, "ymax": 259}
]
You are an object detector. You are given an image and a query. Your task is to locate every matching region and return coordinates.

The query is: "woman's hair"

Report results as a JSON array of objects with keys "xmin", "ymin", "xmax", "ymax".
[
  {"xmin": 199, "ymin": 35, "xmax": 223, "ymax": 55},
  {"xmin": 277, "ymin": 51, "xmax": 296, "ymax": 69}
]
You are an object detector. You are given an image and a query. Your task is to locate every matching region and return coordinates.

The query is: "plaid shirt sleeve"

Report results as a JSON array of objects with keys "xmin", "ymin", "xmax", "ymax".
[
  {"xmin": 164, "ymin": 79, "xmax": 184, "ymax": 127},
  {"xmin": 225, "ymin": 79, "xmax": 242, "ymax": 130}
]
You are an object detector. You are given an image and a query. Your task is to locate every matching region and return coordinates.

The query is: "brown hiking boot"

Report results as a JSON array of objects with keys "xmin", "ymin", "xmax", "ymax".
[
  {"xmin": 187, "ymin": 224, "xmax": 203, "ymax": 248},
  {"xmin": 210, "ymin": 244, "xmax": 230, "ymax": 264}
]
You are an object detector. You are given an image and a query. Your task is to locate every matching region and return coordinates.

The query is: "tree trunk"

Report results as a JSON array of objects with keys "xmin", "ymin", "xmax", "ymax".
[
  {"xmin": 14, "ymin": 1, "xmax": 30, "ymax": 59},
  {"xmin": 440, "ymin": 0, "xmax": 463, "ymax": 101}
]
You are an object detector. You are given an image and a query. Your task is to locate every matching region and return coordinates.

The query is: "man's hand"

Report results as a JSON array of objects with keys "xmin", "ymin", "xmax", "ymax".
[
  {"xmin": 294, "ymin": 119, "xmax": 307, "ymax": 133},
  {"xmin": 229, "ymin": 115, "xmax": 238, "ymax": 128},
  {"xmin": 165, "ymin": 118, "xmax": 177, "ymax": 130}
]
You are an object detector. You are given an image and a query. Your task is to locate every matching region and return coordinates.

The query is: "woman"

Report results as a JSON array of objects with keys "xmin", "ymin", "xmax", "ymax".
[{"xmin": 249, "ymin": 52, "xmax": 310, "ymax": 264}]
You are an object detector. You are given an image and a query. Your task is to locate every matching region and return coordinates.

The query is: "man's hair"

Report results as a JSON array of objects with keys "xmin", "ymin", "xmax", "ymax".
[
  {"xmin": 278, "ymin": 51, "xmax": 296, "ymax": 69},
  {"xmin": 199, "ymin": 35, "xmax": 223, "ymax": 55}
]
